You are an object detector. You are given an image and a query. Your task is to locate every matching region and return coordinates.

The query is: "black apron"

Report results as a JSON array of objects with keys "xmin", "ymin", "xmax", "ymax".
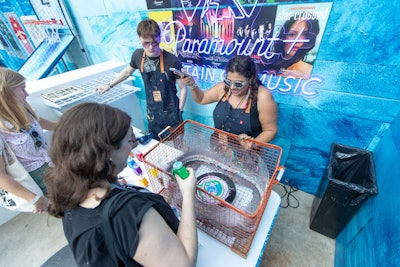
[
  {"xmin": 213, "ymin": 93, "xmax": 261, "ymax": 138},
  {"xmin": 140, "ymin": 51, "xmax": 182, "ymax": 136}
]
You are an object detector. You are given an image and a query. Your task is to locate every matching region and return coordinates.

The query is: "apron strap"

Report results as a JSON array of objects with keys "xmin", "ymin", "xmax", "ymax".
[
  {"xmin": 221, "ymin": 90, "xmax": 252, "ymax": 113},
  {"xmin": 160, "ymin": 50, "xmax": 164, "ymax": 74},
  {"xmin": 245, "ymin": 98, "xmax": 252, "ymax": 113},
  {"xmin": 140, "ymin": 51, "xmax": 145, "ymax": 73},
  {"xmin": 221, "ymin": 90, "xmax": 229, "ymax": 102}
]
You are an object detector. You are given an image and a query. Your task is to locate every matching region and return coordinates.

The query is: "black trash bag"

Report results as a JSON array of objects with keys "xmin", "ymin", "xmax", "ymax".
[{"xmin": 310, "ymin": 143, "xmax": 378, "ymax": 238}]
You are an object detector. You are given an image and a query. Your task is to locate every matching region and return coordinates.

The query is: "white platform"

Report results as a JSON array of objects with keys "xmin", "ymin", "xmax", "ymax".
[{"xmin": 197, "ymin": 191, "xmax": 280, "ymax": 267}]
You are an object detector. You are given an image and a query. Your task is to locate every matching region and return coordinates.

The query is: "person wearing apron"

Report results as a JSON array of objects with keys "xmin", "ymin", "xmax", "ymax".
[
  {"xmin": 96, "ymin": 19, "xmax": 186, "ymax": 139},
  {"xmin": 213, "ymin": 90, "xmax": 261, "ymax": 138},
  {"xmin": 140, "ymin": 50, "xmax": 183, "ymax": 136},
  {"xmin": 178, "ymin": 55, "xmax": 278, "ymax": 149}
]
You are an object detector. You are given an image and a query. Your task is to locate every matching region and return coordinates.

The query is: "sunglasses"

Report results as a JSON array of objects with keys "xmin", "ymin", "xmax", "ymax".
[
  {"xmin": 141, "ymin": 41, "xmax": 159, "ymax": 48},
  {"xmin": 21, "ymin": 127, "xmax": 43, "ymax": 148},
  {"xmin": 223, "ymin": 78, "xmax": 248, "ymax": 89},
  {"xmin": 30, "ymin": 130, "xmax": 43, "ymax": 148}
]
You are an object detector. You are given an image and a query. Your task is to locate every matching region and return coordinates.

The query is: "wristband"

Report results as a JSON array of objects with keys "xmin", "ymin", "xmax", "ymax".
[
  {"xmin": 31, "ymin": 194, "xmax": 41, "ymax": 205},
  {"xmin": 190, "ymin": 85, "xmax": 198, "ymax": 90},
  {"xmin": 108, "ymin": 82, "xmax": 113, "ymax": 89}
]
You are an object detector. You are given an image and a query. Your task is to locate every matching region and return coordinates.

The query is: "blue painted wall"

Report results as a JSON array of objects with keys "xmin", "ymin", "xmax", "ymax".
[
  {"xmin": 60, "ymin": 1, "xmax": 400, "ymax": 264},
  {"xmin": 63, "ymin": 0, "xmax": 400, "ymax": 192},
  {"xmin": 335, "ymin": 113, "xmax": 400, "ymax": 267}
]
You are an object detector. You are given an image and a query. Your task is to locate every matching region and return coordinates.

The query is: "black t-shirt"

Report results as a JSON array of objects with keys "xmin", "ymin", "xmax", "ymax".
[
  {"xmin": 63, "ymin": 187, "xmax": 179, "ymax": 267},
  {"xmin": 129, "ymin": 48, "xmax": 183, "ymax": 95}
]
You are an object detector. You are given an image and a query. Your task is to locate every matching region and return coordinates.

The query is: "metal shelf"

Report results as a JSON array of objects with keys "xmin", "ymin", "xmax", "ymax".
[{"xmin": 40, "ymin": 72, "xmax": 139, "ymax": 109}]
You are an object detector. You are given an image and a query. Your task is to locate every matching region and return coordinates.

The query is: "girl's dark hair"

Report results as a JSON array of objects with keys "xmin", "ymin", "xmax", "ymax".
[
  {"xmin": 224, "ymin": 55, "xmax": 262, "ymax": 102},
  {"xmin": 45, "ymin": 103, "xmax": 131, "ymax": 217}
]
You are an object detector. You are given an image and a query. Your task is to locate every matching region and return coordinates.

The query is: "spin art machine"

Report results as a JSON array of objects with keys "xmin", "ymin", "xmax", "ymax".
[{"xmin": 143, "ymin": 120, "xmax": 284, "ymax": 257}]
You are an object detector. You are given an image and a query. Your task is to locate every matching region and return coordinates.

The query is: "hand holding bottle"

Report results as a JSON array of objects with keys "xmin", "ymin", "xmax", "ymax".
[{"xmin": 174, "ymin": 165, "xmax": 196, "ymax": 198}]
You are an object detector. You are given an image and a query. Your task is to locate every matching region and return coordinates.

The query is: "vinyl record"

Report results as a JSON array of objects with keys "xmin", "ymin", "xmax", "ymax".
[{"xmin": 196, "ymin": 172, "xmax": 236, "ymax": 205}]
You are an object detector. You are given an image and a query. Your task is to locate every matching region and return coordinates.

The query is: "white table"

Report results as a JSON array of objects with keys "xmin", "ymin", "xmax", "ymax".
[
  {"xmin": 119, "ymin": 127, "xmax": 281, "ymax": 267},
  {"xmin": 117, "ymin": 127, "xmax": 159, "ymax": 188},
  {"xmin": 196, "ymin": 191, "xmax": 280, "ymax": 267}
]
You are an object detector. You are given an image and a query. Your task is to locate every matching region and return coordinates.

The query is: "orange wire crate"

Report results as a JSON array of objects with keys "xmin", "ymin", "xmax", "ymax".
[{"xmin": 143, "ymin": 120, "xmax": 284, "ymax": 257}]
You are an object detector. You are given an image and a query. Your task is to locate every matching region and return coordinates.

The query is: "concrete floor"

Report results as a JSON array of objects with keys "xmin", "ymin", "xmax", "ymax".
[
  {"xmin": 0, "ymin": 187, "xmax": 335, "ymax": 267},
  {"xmin": 261, "ymin": 186, "xmax": 335, "ymax": 267}
]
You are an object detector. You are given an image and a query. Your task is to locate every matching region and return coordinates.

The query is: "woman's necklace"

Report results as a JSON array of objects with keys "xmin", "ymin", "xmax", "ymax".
[
  {"xmin": 228, "ymin": 88, "xmax": 251, "ymax": 109},
  {"xmin": 221, "ymin": 89, "xmax": 251, "ymax": 131}
]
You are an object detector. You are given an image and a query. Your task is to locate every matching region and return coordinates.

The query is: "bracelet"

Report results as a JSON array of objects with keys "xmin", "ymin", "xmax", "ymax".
[
  {"xmin": 190, "ymin": 85, "xmax": 198, "ymax": 90},
  {"xmin": 108, "ymin": 82, "xmax": 113, "ymax": 89},
  {"xmin": 31, "ymin": 194, "xmax": 41, "ymax": 205}
]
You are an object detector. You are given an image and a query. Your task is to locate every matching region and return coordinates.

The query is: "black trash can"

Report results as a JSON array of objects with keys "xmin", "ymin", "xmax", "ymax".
[{"xmin": 310, "ymin": 143, "xmax": 378, "ymax": 238}]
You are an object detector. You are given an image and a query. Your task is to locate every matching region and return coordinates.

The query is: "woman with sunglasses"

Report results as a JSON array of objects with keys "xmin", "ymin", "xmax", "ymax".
[
  {"xmin": 181, "ymin": 55, "xmax": 278, "ymax": 149},
  {"xmin": 0, "ymin": 68, "xmax": 56, "ymax": 213}
]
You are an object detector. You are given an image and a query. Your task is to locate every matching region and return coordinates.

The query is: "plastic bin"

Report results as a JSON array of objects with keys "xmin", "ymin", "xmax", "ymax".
[
  {"xmin": 310, "ymin": 143, "xmax": 378, "ymax": 238},
  {"xmin": 142, "ymin": 120, "xmax": 284, "ymax": 257}
]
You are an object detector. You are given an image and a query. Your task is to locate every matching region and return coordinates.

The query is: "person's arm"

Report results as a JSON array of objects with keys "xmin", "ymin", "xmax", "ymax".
[
  {"xmin": 176, "ymin": 78, "xmax": 187, "ymax": 111},
  {"xmin": 174, "ymin": 167, "xmax": 197, "ymax": 266},
  {"xmin": 38, "ymin": 117, "xmax": 57, "ymax": 131},
  {"xmin": 246, "ymin": 86, "xmax": 278, "ymax": 145},
  {"xmin": 95, "ymin": 65, "xmax": 136, "ymax": 94},
  {"xmin": 134, "ymin": 168, "xmax": 197, "ymax": 267},
  {"xmin": 0, "ymin": 156, "xmax": 48, "ymax": 213},
  {"xmin": 255, "ymin": 86, "xmax": 278, "ymax": 143},
  {"xmin": 181, "ymin": 75, "xmax": 223, "ymax": 105}
]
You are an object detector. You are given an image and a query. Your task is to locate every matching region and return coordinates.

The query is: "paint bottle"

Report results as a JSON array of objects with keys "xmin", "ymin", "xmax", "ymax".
[
  {"xmin": 137, "ymin": 132, "xmax": 154, "ymax": 145},
  {"xmin": 149, "ymin": 168, "xmax": 159, "ymax": 178},
  {"xmin": 127, "ymin": 151, "xmax": 135, "ymax": 168},
  {"xmin": 136, "ymin": 150, "xmax": 144, "ymax": 162},
  {"xmin": 149, "ymin": 168, "xmax": 165, "ymax": 186},
  {"xmin": 127, "ymin": 157, "xmax": 148, "ymax": 187},
  {"xmin": 138, "ymin": 175, "xmax": 149, "ymax": 187},
  {"xmin": 172, "ymin": 161, "xmax": 189, "ymax": 179},
  {"xmin": 128, "ymin": 155, "xmax": 142, "ymax": 176}
]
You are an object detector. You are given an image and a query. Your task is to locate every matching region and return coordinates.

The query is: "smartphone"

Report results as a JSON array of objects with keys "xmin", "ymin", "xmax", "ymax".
[{"xmin": 169, "ymin": 67, "xmax": 190, "ymax": 77}]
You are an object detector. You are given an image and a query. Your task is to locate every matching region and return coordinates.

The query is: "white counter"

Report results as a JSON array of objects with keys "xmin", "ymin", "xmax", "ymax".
[
  {"xmin": 26, "ymin": 61, "xmax": 126, "ymax": 94},
  {"xmin": 197, "ymin": 191, "xmax": 280, "ymax": 267},
  {"xmin": 26, "ymin": 60, "xmax": 146, "ymax": 131}
]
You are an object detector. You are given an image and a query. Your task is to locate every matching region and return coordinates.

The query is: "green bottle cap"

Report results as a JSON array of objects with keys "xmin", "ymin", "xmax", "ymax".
[
  {"xmin": 173, "ymin": 161, "xmax": 183, "ymax": 170},
  {"xmin": 172, "ymin": 161, "xmax": 189, "ymax": 179}
]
